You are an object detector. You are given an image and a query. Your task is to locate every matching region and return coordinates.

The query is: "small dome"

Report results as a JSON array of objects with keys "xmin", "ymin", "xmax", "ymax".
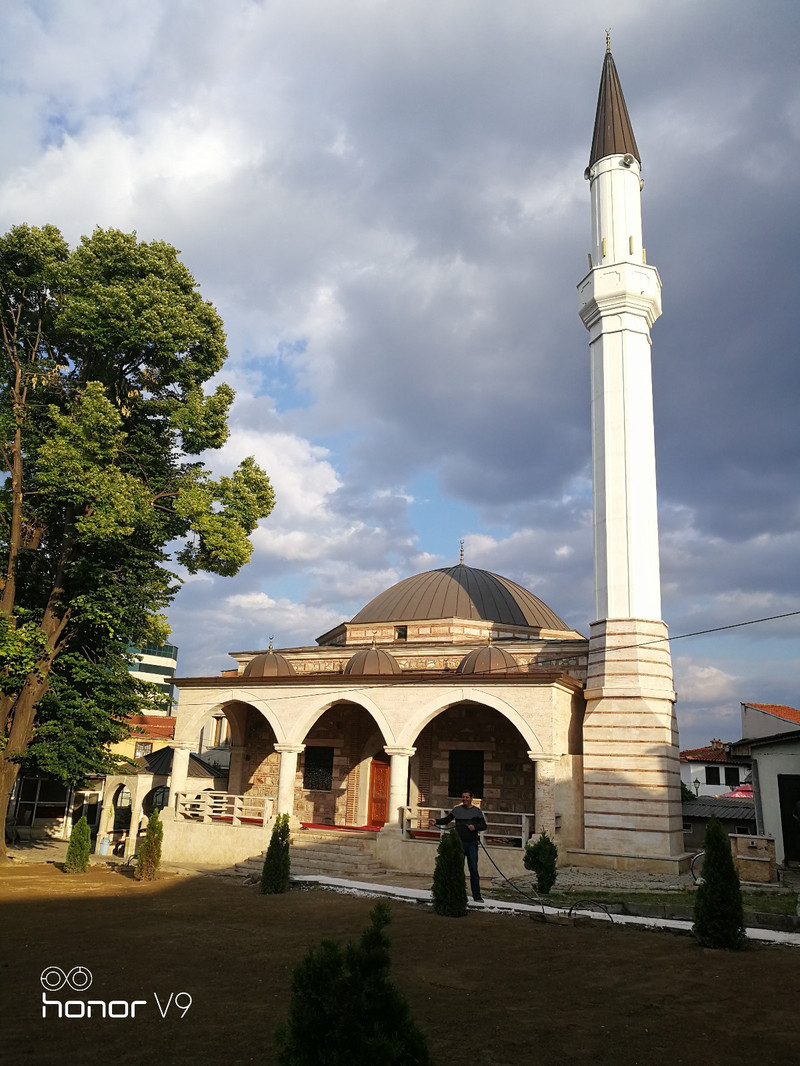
[
  {"xmin": 344, "ymin": 646, "xmax": 401, "ymax": 677},
  {"xmin": 243, "ymin": 645, "xmax": 296, "ymax": 678},
  {"xmin": 456, "ymin": 645, "xmax": 520, "ymax": 676}
]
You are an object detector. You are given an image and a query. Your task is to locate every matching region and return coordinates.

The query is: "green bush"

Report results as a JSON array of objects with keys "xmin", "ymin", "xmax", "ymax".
[
  {"xmin": 693, "ymin": 815, "xmax": 745, "ymax": 949},
  {"xmin": 431, "ymin": 827, "xmax": 468, "ymax": 917},
  {"xmin": 134, "ymin": 807, "xmax": 163, "ymax": 882},
  {"xmin": 64, "ymin": 815, "xmax": 91, "ymax": 873},
  {"xmin": 261, "ymin": 813, "xmax": 291, "ymax": 894},
  {"xmin": 523, "ymin": 830, "xmax": 558, "ymax": 894},
  {"xmin": 276, "ymin": 901, "xmax": 430, "ymax": 1065}
]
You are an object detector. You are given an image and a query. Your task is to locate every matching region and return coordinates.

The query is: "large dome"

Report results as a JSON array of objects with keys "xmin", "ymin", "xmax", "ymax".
[{"xmin": 350, "ymin": 564, "xmax": 569, "ymax": 631}]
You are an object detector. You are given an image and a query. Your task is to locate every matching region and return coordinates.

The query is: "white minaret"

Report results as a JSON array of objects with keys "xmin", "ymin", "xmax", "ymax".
[{"xmin": 576, "ymin": 42, "xmax": 687, "ymax": 872}]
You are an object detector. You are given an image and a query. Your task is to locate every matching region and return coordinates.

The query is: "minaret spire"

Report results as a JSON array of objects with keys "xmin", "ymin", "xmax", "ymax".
[
  {"xmin": 576, "ymin": 46, "xmax": 686, "ymax": 874},
  {"xmin": 589, "ymin": 44, "xmax": 640, "ymax": 168}
]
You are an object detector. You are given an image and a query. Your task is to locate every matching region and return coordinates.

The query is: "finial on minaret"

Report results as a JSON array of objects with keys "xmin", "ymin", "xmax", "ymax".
[
  {"xmin": 605, "ymin": 28, "xmax": 611, "ymax": 53},
  {"xmin": 459, "ymin": 539, "xmax": 465, "ymax": 565}
]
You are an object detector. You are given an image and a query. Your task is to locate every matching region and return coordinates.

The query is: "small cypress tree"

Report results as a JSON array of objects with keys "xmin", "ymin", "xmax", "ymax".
[
  {"xmin": 523, "ymin": 830, "xmax": 558, "ymax": 895},
  {"xmin": 134, "ymin": 808, "xmax": 163, "ymax": 882},
  {"xmin": 693, "ymin": 815, "xmax": 745, "ymax": 949},
  {"xmin": 276, "ymin": 901, "xmax": 430, "ymax": 1065},
  {"xmin": 64, "ymin": 815, "xmax": 91, "ymax": 873},
  {"xmin": 261, "ymin": 812, "xmax": 291, "ymax": 894},
  {"xmin": 431, "ymin": 827, "xmax": 468, "ymax": 917}
]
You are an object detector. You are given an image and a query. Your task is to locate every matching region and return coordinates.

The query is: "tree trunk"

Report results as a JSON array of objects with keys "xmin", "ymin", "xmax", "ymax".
[{"xmin": 0, "ymin": 755, "xmax": 21, "ymax": 864}]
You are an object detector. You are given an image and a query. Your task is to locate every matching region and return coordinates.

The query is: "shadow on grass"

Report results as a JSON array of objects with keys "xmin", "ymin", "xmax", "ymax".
[{"xmin": 2, "ymin": 864, "xmax": 800, "ymax": 1066}]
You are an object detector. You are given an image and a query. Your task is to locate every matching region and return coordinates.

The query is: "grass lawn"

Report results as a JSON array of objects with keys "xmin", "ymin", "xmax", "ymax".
[{"xmin": 2, "ymin": 862, "xmax": 799, "ymax": 1066}]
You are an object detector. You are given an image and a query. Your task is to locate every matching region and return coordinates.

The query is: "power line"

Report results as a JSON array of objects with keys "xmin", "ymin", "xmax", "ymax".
[{"xmin": 532, "ymin": 609, "xmax": 800, "ymax": 670}]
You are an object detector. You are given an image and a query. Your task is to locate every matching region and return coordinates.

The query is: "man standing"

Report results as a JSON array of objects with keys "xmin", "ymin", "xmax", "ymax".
[{"xmin": 432, "ymin": 792, "xmax": 487, "ymax": 902}]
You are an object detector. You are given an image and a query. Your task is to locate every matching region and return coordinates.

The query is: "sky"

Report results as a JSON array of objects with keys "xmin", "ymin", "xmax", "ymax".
[{"xmin": 1, "ymin": 0, "xmax": 798, "ymax": 750}]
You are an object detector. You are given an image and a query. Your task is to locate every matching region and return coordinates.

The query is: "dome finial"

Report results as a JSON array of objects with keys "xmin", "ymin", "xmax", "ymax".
[
  {"xmin": 606, "ymin": 28, "xmax": 611, "ymax": 53},
  {"xmin": 459, "ymin": 539, "xmax": 465, "ymax": 565},
  {"xmin": 268, "ymin": 634, "xmax": 274, "ymax": 651}
]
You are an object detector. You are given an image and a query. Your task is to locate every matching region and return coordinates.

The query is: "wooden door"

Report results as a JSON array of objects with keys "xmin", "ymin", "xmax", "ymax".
[{"xmin": 368, "ymin": 759, "xmax": 390, "ymax": 827}]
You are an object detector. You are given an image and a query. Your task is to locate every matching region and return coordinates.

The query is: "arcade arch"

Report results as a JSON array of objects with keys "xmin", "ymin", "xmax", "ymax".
[{"xmin": 408, "ymin": 701, "xmax": 537, "ymax": 817}]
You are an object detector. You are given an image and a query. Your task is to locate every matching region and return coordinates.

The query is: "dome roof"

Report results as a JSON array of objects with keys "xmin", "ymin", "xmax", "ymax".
[
  {"xmin": 350, "ymin": 564, "xmax": 568, "ymax": 631},
  {"xmin": 242, "ymin": 646, "xmax": 296, "ymax": 679},
  {"xmin": 344, "ymin": 646, "xmax": 401, "ymax": 677},
  {"xmin": 456, "ymin": 644, "xmax": 520, "ymax": 676}
]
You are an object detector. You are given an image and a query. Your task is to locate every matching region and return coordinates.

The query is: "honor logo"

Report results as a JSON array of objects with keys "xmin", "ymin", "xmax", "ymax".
[{"xmin": 40, "ymin": 967, "xmax": 192, "ymax": 1019}]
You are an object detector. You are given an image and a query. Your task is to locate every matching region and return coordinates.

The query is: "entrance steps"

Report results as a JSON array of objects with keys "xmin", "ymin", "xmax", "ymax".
[{"xmin": 234, "ymin": 827, "xmax": 387, "ymax": 881}]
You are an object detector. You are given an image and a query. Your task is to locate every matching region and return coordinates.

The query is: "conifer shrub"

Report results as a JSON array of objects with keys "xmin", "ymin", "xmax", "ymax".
[
  {"xmin": 134, "ymin": 807, "xmax": 163, "ymax": 882},
  {"xmin": 693, "ymin": 815, "xmax": 745, "ymax": 949},
  {"xmin": 523, "ymin": 830, "xmax": 558, "ymax": 894},
  {"xmin": 261, "ymin": 812, "xmax": 291, "ymax": 894},
  {"xmin": 275, "ymin": 901, "xmax": 431, "ymax": 1065},
  {"xmin": 64, "ymin": 815, "xmax": 91, "ymax": 873},
  {"xmin": 431, "ymin": 826, "xmax": 468, "ymax": 917}
]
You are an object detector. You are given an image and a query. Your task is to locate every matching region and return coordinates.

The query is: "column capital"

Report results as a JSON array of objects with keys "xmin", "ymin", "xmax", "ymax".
[
  {"xmin": 274, "ymin": 744, "xmax": 306, "ymax": 754},
  {"xmin": 527, "ymin": 751, "xmax": 556, "ymax": 762},
  {"xmin": 384, "ymin": 746, "xmax": 416, "ymax": 759},
  {"xmin": 171, "ymin": 740, "xmax": 195, "ymax": 751}
]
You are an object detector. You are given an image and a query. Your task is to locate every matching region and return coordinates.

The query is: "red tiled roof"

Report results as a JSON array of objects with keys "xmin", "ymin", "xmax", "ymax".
[
  {"xmin": 680, "ymin": 745, "xmax": 732, "ymax": 763},
  {"xmin": 128, "ymin": 715, "xmax": 176, "ymax": 739},
  {"xmin": 745, "ymin": 703, "xmax": 800, "ymax": 725}
]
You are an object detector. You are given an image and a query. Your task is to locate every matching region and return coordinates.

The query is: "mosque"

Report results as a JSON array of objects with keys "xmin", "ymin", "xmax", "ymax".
[{"xmin": 159, "ymin": 44, "xmax": 689, "ymax": 875}]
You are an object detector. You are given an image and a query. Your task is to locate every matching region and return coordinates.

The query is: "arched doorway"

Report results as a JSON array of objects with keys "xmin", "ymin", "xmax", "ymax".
[
  {"xmin": 411, "ymin": 701, "xmax": 535, "ymax": 816},
  {"xmin": 299, "ymin": 702, "xmax": 388, "ymax": 827}
]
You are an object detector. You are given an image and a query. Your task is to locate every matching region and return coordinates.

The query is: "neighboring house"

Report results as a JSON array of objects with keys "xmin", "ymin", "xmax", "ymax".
[
  {"xmin": 740, "ymin": 702, "xmax": 800, "ymax": 740},
  {"xmin": 111, "ymin": 714, "xmax": 176, "ymax": 763},
  {"xmin": 196, "ymin": 710, "xmax": 233, "ymax": 771},
  {"xmin": 680, "ymin": 796, "xmax": 756, "ymax": 854},
  {"xmin": 679, "ymin": 738, "xmax": 751, "ymax": 798},
  {"xmin": 730, "ymin": 728, "xmax": 800, "ymax": 866}
]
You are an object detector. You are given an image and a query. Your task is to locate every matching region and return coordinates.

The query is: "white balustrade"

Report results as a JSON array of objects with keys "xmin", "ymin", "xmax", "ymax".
[
  {"xmin": 175, "ymin": 791, "xmax": 273, "ymax": 827},
  {"xmin": 402, "ymin": 806, "xmax": 535, "ymax": 848}
]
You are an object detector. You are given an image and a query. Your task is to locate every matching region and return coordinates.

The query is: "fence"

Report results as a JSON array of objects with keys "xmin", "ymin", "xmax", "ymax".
[
  {"xmin": 402, "ymin": 806, "xmax": 535, "ymax": 848},
  {"xmin": 174, "ymin": 791, "xmax": 273, "ymax": 827}
]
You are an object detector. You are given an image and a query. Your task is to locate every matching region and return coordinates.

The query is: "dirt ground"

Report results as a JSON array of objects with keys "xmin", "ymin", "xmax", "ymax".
[{"xmin": 2, "ymin": 863, "xmax": 798, "ymax": 1066}]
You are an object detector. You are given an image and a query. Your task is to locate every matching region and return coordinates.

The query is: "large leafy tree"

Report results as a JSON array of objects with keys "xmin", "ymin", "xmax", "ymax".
[{"xmin": 0, "ymin": 224, "xmax": 275, "ymax": 859}]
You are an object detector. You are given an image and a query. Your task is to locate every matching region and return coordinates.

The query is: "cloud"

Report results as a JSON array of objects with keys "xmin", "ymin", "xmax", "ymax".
[{"xmin": 1, "ymin": 0, "xmax": 798, "ymax": 735}]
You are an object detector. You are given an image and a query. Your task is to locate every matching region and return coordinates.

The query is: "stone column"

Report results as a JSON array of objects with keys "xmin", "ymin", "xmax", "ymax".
[
  {"xmin": 124, "ymin": 777, "xmax": 149, "ymax": 860},
  {"xmin": 227, "ymin": 744, "xmax": 247, "ymax": 794},
  {"xmin": 529, "ymin": 752, "xmax": 556, "ymax": 838},
  {"xmin": 382, "ymin": 747, "xmax": 416, "ymax": 832},
  {"xmin": 169, "ymin": 743, "xmax": 193, "ymax": 806},
  {"xmin": 96, "ymin": 783, "xmax": 117, "ymax": 848},
  {"xmin": 274, "ymin": 744, "xmax": 305, "ymax": 818}
]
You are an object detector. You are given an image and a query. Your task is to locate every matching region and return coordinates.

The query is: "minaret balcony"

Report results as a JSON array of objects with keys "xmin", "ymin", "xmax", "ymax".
[{"xmin": 578, "ymin": 261, "xmax": 662, "ymax": 333}]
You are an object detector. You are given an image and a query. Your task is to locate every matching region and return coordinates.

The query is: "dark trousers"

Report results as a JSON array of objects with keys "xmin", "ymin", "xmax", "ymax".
[{"xmin": 462, "ymin": 838, "xmax": 481, "ymax": 899}]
